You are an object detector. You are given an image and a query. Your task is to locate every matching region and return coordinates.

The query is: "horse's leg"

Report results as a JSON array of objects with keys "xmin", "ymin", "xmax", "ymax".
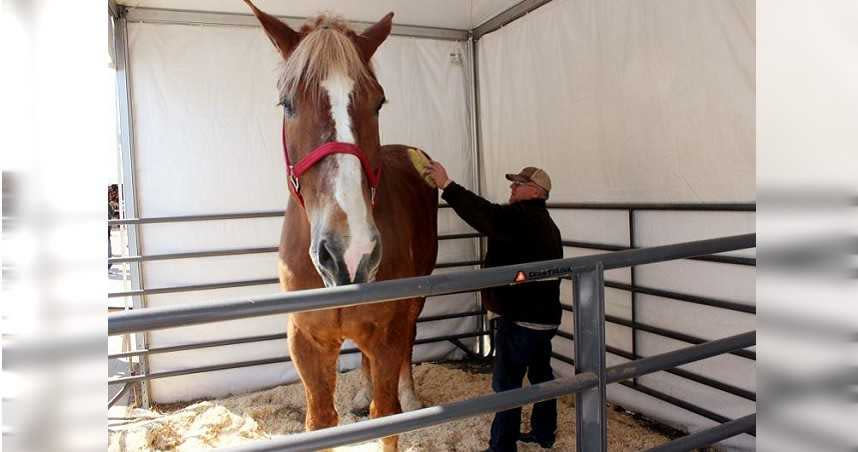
[
  {"xmin": 350, "ymin": 352, "xmax": 373, "ymax": 416},
  {"xmin": 372, "ymin": 346, "xmax": 406, "ymax": 451},
  {"xmin": 355, "ymin": 332, "xmax": 408, "ymax": 452},
  {"xmin": 288, "ymin": 318, "xmax": 341, "ymax": 432},
  {"xmin": 398, "ymin": 297, "xmax": 425, "ymax": 411}
]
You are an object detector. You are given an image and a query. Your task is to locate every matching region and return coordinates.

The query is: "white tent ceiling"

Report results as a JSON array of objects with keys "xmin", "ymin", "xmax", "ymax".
[{"xmin": 115, "ymin": 0, "xmax": 522, "ymax": 30}]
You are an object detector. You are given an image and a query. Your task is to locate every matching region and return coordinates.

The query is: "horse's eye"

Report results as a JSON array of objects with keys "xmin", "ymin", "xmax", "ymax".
[
  {"xmin": 280, "ymin": 98, "xmax": 295, "ymax": 117},
  {"xmin": 375, "ymin": 97, "xmax": 387, "ymax": 115}
]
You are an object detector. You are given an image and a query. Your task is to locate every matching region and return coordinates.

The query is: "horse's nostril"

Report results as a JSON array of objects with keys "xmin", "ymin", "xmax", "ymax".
[
  {"xmin": 354, "ymin": 236, "xmax": 382, "ymax": 283},
  {"xmin": 317, "ymin": 239, "xmax": 335, "ymax": 270}
]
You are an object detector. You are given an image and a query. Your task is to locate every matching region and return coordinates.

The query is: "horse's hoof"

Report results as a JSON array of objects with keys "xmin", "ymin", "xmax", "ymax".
[
  {"xmin": 351, "ymin": 389, "xmax": 372, "ymax": 415},
  {"xmin": 350, "ymin": 407, "xmax": 370, "ymax": 417}
]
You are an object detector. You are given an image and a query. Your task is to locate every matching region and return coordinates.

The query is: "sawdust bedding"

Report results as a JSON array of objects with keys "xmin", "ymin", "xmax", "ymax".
[{"xmin": 108, "ymin": 362, "xmax": 673, "ymax": 451}]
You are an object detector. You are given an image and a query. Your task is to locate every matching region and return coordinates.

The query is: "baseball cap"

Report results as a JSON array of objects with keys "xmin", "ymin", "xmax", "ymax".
[{"xmin": 505, "ymin": 166, "xmax": 552, "ymax": 193}]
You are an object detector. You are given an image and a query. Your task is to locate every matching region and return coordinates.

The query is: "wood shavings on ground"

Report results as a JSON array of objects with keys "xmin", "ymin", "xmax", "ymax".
[{"xmin": 108, "ymin": 362, "xmax": 672, "ymax": 451}]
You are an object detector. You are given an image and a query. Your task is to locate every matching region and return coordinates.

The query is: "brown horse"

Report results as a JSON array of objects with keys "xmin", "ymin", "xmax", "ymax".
[{"xmin": 244, "ymin": 2, "xmax": 438, "ymax": 450}]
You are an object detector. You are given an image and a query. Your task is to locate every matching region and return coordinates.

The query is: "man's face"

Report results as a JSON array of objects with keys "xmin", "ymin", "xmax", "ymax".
[{"xmin": 508, "ymin": 181, "xmax": 545, "ymax": 203}]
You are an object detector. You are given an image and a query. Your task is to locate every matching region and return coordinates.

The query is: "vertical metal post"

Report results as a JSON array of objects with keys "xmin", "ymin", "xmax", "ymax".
[
  {"xmin": 468, "ymin": 35, "xmax": 484, "ymax": 198},
  {"xmin": 467, "ymin": 34, "xmax": 488, "ymax": 357},
  {"xmin": 573, "ymin": 264, "xmax": 607, "ymax": 452},
  {"xmin": 629, "ymin": 209, "xmax": 638, "ymax": 385},
  {"xmin": 114, "ymin": 10, "xmax": 151, "ymax": 408}
]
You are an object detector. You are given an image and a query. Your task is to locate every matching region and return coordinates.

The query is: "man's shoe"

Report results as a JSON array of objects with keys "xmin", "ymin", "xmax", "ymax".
[{"xmin": 518, "ymin": 431, "xmax": 554, "ymax": 448}]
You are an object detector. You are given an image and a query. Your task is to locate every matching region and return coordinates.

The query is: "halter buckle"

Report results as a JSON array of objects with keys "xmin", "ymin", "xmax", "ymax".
[{"xmin": 288, "ymin": 166, "xmax": 300, "ymax": 193}]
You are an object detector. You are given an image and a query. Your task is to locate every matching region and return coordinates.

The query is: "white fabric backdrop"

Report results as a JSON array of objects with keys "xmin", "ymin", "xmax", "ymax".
[
  {"xmin": 127, "ymin": 22, "xmax": 477, "ymax": 403},
  {"xmin": 478, "ymin": 0, "xmax": 754, "ymax": 204},
  {"xmin": 477, "ymin": 1, "xmax": 755, "ymax": 450}
]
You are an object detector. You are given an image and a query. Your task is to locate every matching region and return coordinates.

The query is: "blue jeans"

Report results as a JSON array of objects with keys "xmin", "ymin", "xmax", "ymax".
[{"xmin": 489, "ymin": 318, "xmax": 557, "ymax": 452}]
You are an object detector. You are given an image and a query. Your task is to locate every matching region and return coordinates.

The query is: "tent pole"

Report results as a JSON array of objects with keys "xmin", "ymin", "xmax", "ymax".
[
  {"xmin": 466, "ymin": 35, "xmax": 488, "ymax": 357},
  {"xmin": 472, "ymin": 0, "xmax": 556, "ymax": 40},
  {"xmin": 123, "ymin": 7, "xmax": 469, "ymax": 41},
  {"xmin": 113, "ymin": 9, "xmax": 152, "ymax": 408}
]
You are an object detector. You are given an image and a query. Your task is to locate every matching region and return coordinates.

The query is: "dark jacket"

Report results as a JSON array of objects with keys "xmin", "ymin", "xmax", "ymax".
[{"xmin": 441, "ymin": 182, "xmax": 562, "ymax": 325}]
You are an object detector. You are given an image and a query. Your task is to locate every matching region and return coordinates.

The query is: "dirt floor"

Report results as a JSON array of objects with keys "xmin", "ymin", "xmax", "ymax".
[{"xmin": 108, "ymin": 361, "xmax": 677, "ymax": 451}]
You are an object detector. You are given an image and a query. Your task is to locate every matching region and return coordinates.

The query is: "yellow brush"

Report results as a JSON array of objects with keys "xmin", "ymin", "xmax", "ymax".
[{"xmin": 407, "ymin": 147, "xmax": 437, "ymax": 188}]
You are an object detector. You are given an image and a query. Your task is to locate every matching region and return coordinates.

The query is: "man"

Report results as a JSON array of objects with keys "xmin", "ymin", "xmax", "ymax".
[{"xmin": 425, "ymin": 162, "xmax": 562, "ymax": 452}]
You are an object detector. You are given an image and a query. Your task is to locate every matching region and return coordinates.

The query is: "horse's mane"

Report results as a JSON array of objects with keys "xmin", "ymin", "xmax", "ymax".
[{"xmin": 278, "ymin": 15, "xmax": 376, "ymax": 104}]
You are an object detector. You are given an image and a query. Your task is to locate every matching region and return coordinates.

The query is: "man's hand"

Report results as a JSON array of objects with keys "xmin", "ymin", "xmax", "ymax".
[{"xmin": 424, "ymin": 161, "xmax": 451, "ymax": 189}]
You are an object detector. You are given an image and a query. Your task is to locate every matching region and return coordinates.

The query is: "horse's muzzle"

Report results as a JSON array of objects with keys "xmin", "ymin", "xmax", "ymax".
[{"xmin": 312, "ymin": 234, "xmax": 381, "ymax": 286}]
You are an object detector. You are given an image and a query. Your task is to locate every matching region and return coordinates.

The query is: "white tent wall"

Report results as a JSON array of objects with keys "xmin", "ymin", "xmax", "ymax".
[
  {"xmin": 125, "ymin": 20, "xmax": 478, "ymax": 403},
  {"xmin": 477, "ymin": 0, "xmax": 754, "ymax": 203},
  {"xmin": 476, "ymin": 0, "xmax": 754, "ymax": 450}
]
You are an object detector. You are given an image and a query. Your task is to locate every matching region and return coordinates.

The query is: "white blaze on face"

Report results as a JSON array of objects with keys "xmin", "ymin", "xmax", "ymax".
[{"xmin": 321, "ymin": 72, "xmax": 375, "ymax": 282}]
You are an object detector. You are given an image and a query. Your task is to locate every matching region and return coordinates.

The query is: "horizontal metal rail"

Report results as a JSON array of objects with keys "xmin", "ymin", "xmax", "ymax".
[
  {"xmin": 563, "ymin": 240, "xmax": 629, "ymax": 252},
  {"xmin": 110, "ymin": 355, "xmax": 290, "ymax": 385},
  {"xmin": 646, "ymin": 414, "xmax": 756, "ymax": 452},
  {"xmin": 550, "ymin": 350, "xmax": 747, "ymax": 433},
  {"xmin": 547, "ymin": 203, "xmax": 756, "ymax": 211},
  {"xmin": 602, "ymin": 281, "xmax": 756, "ymax": 314},
  {"xmin": 225, "ymin": 374, "xmax": 599, "ymax": 452},
  {"xmin": 434, "ymin": 260, "xmax": 482, "ymax": 269},
  {"xmin": 657, "ymin": 367, "xmax": 756, "ymax": 402},
  {"xmin": 108, "ymin": 205, "xmax": 453, "ymax": 226},
  {"xmin": 109, "ymin": 246, "xmax": 278, "ymax": 264},
  {"xmin": 109, "ymin": 332, "xmax": 287, "ymax": 359},
  {"xmin": 416, "ymin": 310, "xmax": 483, "ymax": 324},
  {"xmin": 563, "ymin": 240, "xmax": 756, "ymax": 266},
  {"xmin": 437, "ymin": 232, "xmax": 481, "ymax": 240},
  {"xmin": 551, "ymin": 339, "xmax": 755, "ymax": 435},
  {"xmin": 605, "ymin": 314, "xmax": 756, "ymax": 361},
  {"xmin": 553, "ymin": 331, "xmax": 755, "ymax": 401},
  {"xmin": 108, "ymin": 260, "xmax": 481, "ymax": 298},
  {"xmin": 107, "ymin": 237, "xmax": 752, "ymax": 267},
  {"xmin": 623, "ymin": 381, "xmax": 734, "ymax": 425},
  {"xmin": 688, "ymin": 254, "xmax": 756, "ymax": 266},
  {"xmin": 108, "ymin": 310, "xmax": 482, "ymax": 359},
  {"xmin": 108, "ymin": 233, "xmax": 480, "ymax": 264},
  {"xmin": 109, "ymin": 331, "xmax": 486, "ymax": 385},
  {"xmin": 605, "ymin": 331, "xmax": 754, "ymax": 384},
  {"xmin": 108, "ymin": 202, "xmax": 752, "ymax": 226},
  {"xmin": 107, "ymin": 262, "xmax": 754, "ymax": 306},
  {"xmin": 109, "ymin": 234, "xmax": 755, "ymax": 335},
  {"xmin": 448, "ymin": 338, "xmax": 481, "ymax": 360},
  {"xmin": 216, "ymin": 331, "xmax": 753, "ymax": 452},
  {"xmin": 109, "ymin": 210, "xmax": 285, "ymax": 225},
  {"xmin": 108, "ymin": 277, "xmax": 280, "ymax": 298},
  {"xmin": 559, "ymin": 304, "xmax": 755, "ymax": 360}
]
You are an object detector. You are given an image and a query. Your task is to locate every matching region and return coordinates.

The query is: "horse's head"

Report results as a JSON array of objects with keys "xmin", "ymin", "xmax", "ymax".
[{"xmin": 246, "ymin": 1, "xmax": 392, "ymax": 287}]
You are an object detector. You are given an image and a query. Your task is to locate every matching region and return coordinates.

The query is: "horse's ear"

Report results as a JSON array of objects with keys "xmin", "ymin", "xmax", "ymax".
[
  {"xmin": 244, "ymin": 0, "xmax": 301, "ymax": 60},
  {"xmin": 357, "ymin": 12, "xmax": 394, "ymax": 61}
]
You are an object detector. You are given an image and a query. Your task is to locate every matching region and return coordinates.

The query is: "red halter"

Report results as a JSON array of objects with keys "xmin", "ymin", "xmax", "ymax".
[{"xmin": 281, "ymin": 113, "xmax": 382, "ymax": 208}]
